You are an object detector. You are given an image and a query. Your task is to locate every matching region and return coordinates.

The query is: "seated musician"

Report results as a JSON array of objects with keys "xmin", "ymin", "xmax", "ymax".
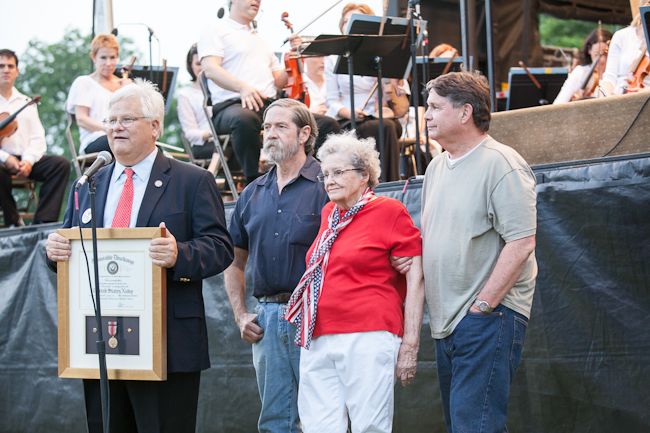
[
  {"xmin": 323, "ymin": 2, "xmax": 403, "ymax": 181},
  {"xmin": 66, "ymin": 33, "xmax": 131, "ymax": 155},
  {"xmin": 197, "ymin": 0, "xmax": 339, "ymax": 185},
  {"xmin": 429, "ymin": 43, "xmax": 458, "ymax": 58},
  {"xmin": 0, "ymin": 49, "xmax": 70, "ymax": 227},
  {"xmin": 554, "ymin": 29, "xmax": 612, "ymax": 104},
  {"xmin": 304, "ymin": 56, "xmax": 328, "ymax": 115},
  {"xmin": 602, "ymin": 1, "xmax": 650, "ymax": 96},
  {"xmin": 176, "ymin": 44, "xmax": 215, "ymax": 160}
]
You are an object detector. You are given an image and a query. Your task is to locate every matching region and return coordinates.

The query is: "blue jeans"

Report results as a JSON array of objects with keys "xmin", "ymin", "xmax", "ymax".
[
  {"xmin": 252, "ymin": 302, "xmax": 302, "ymax": 433},
  {"xmin": 435, "ymin": 304, "xmax": 528, "ymax": 433}
]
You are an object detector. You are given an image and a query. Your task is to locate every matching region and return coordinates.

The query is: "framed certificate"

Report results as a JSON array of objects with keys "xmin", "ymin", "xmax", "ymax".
[{"xmin": 57, "ymin": 227, "xmax": 166, "ymax": 381}]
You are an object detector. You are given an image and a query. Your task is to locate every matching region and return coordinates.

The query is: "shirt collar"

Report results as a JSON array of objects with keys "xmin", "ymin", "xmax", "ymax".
[
  {"xmin": 0, "ymin": 87, "xmax": 24, "ymax": 104},
  {"xmin": 261, "ymin": 154, "xmax": 321, "ymax": 188},
  {"xmin": 112, "ymin": 148, "xmax": 158, "ymax": 184},
  {"xmin": 225, "ymin": 17, "xmax": 254, "ymax": 32}
]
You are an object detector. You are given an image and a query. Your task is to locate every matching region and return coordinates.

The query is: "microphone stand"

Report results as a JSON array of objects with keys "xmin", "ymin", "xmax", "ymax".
[
  {"xmin": 408, "ymin": 0, "xmax": 422, "ymax": 174},
  {"xmin": 148, "ymin": 28, "xmax": 154, "ymax": 82},
  {"xmin": 89, "ymin": 176, "xmax": 110, "ymax": 433}
]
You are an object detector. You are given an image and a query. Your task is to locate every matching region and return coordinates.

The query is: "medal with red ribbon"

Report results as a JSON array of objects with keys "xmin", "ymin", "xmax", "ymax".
[{"xmin": 108, "ymin": 321, "xmax": 118, "ymax": 348}]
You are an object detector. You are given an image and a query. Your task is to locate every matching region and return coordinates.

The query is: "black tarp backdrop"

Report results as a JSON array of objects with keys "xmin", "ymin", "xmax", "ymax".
[{"xmin": 1, "ymin": 154, "xmax": 649, "ymax": 432}]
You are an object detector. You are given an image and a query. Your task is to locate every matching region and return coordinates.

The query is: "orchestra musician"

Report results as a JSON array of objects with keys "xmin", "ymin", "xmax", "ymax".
[
  {"xmin": 197, "ymin": 0, "xmax": 339, "ymax": 185},
  {"xmin": 429, "ymin": 43, "xmax": 458, "ymax": 58},
  {"xmin": 303, "ymin": 56, "xmax": 328, "ymax": 116},
  {"xmin": 553, "ymin": 28, "xmax": 612, "ymax": 104},
  {"xmin": 176, "ymin": 44, "xmax": 215, "ymax": 160},
  {"xmin": 66, "ymin": 33, "xmax": 132, "ymax": 155},
  {"xmin": 0, "ymin": 49, "xmax": 70, "ymax": 228},
  {"xmin": 602, "ymin": 1, "xmax": 650, "ymax": 96},
  {"xmin": 323, "ymin": 2, "xmax": 403, "ymax": 181}
]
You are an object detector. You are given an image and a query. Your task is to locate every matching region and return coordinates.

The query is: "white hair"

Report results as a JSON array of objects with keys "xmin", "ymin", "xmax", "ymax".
[
  {"xmin": 108, "ymin": 78, "xmax": 165, "ymax": 138},
  {"xmin": 317, "ymin": 130, "xmax": 381, "ymax": 188}
]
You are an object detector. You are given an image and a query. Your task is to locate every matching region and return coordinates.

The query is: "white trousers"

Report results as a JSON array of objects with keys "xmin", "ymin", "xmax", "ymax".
[{"xmin": 298, "ymin": 331, "xmax": 402, "ymax": 433}]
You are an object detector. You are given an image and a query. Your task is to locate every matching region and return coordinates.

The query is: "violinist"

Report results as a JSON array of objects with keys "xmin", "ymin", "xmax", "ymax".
[
  {"xmin": 0, "ymin": 49, "xmax": 70, "ymax": 227},
  {"xmin": 323, "ymin": 2, "xmax": 403, "ymax": 181},
  {"xmin": 553, "ymin": 29, "xmax": 612, "ymax": 104},
  {"xmin": 197, "ymin": 0, "xmax": 339, "ymax": 185},
  {"xmin": 602, "ymin": 1, "xmax": 650, "ymax": 96},
  {"xmin": 66, "ymin": 33, "xmax": 131, "ymax": 155}
]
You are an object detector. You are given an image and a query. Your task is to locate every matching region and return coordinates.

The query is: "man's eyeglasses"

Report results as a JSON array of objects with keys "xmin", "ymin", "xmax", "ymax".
[
  {"xmin": 102, "ymin": 117, "xmax": 147, "ymax": 128},
  {"xmin": 317, "ymin": 168, "xmax": 364, "ymax": 182}
]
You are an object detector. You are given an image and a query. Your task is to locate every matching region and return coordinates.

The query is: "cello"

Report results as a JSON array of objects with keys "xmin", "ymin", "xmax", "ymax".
[{"xmin": 281, "ymin": 12, "xmax": 311, "ymax": 107}]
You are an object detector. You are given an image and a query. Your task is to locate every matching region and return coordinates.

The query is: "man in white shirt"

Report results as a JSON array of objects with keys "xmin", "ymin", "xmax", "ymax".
[
  {"xmin": 0, "ymin": 49, "xmax": 70, "ymax": 227},
  {"xmin": 303, "ymin": 56, "xmax": 328, "ymax": 116},
  {"xmin": 45, "ymin": 78, "xmax": 234, "ymax": 432},
  {"xmin": 198, "ymin": 0, "xmax": 339, "ymax": 184}
]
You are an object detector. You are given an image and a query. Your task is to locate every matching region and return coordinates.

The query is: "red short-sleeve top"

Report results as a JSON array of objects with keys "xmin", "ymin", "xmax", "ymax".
[{"xmin": 306, "ymin": 196, "xmax": 422, "ymax": 338}]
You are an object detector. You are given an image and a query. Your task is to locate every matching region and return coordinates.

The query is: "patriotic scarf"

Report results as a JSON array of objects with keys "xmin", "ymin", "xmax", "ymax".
[{"xmin": 284, "ymin": 187, "xmax": 375, "ymax": 349}]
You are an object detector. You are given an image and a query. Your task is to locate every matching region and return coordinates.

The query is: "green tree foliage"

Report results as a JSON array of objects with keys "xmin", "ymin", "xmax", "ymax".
[{"xmin": 539, "ymin": 14, "xmax": 623, "ymax": 49}]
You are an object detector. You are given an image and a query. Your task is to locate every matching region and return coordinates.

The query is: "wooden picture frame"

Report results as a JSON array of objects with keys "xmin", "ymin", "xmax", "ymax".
[{"xmin": 57, "ymin": 227, "xmax": 167, "ymax": 381}]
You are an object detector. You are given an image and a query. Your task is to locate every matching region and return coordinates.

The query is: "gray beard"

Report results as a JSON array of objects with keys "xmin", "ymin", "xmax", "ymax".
[{"xmin": 263, "ymin": 138, "xmax": 300, "ymax": 164}]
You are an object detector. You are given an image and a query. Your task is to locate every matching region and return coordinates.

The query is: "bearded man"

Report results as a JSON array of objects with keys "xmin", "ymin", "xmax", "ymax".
[{"xmin": 223, "ymin": 99, "xmax": 327, "ymax": 433}]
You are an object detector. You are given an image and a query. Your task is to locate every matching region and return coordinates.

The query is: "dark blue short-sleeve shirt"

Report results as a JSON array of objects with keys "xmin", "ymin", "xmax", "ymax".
[{"xmin": 228, "ymin": 154, "xmax": 329, "ymax": 297}]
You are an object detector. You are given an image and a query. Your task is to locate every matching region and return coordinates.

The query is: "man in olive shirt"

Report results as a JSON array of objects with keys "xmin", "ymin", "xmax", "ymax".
[{"xmin": 420, "ymin": 71, "xmax": 537, "ymax": 432}]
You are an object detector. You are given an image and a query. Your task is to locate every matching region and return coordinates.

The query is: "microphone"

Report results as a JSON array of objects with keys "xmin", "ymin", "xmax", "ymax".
[
  {"xmin": 217, "ymin": 6, "xmax": 225, "ymax": 18},
  {"xmin": 76, "ymin": 151, "xmax": 113, "ymax": 189},
  {"xmin": 111, "ymin": 28, "xmax": 118, "ymax": 36}
]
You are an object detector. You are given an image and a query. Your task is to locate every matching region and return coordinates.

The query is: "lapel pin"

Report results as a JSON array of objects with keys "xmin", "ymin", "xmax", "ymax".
[
  {"xmin": 154, "ymin": 180, "xmax": 163, "ymax": 187},
  {"xmin": 82, "ymin": 208, "xmax": 92, "ymax": 224}
]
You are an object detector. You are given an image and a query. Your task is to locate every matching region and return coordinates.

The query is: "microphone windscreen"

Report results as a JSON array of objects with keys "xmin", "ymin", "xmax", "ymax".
[
  {"xmin": 97, "ymin": 150, "xmax": 114, "ymax": 164},
  {"xmin": 217, "ymin": 7, "xmax": 225, "ymax": 18},
  {"xmin": 111, "ymin": 28, "xmax": 118, "ymax": 36}
]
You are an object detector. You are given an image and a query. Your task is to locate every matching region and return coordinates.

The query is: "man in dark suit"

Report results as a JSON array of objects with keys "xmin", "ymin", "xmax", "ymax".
[{"xmin": 46, "ymin": 78, "xmax": 234, "ymax": 432}]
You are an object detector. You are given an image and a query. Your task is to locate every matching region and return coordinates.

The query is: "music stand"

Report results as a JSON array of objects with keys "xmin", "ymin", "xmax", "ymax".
[
  {"xmin": 506, "ymin": 67, "xmax": 568, "ymax": 110},
  {"xmin": 413, "ymin": 57, "xmax": 465, "ymax": 107},
  {"xmin": 115, "ymin": 65, "xmax": 179, "ymax": 115},
  {"xmin": 640, "ymin": 5, "xmax": 650, "ymax": 52},
  {"xmin": 303, "ymin": 34, "xmax": 408, "ymax": 182}
]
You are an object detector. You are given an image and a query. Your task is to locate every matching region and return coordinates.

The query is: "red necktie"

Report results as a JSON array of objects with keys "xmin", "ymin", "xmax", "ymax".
[{"xmin": 112, "ymin": 168, "xmax": 134, "ymax": 228}]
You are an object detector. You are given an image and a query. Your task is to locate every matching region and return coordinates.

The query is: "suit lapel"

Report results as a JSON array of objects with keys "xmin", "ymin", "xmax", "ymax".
[
  {"xmin": 135, "ymin": 150, "xmax": 171, "ymax": 227},
  {"xmin": 92, "ymin": 164, "xmax": 114, "ymax": 228}
]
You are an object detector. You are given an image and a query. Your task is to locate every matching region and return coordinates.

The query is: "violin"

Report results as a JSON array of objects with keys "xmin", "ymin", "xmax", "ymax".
[
  {"xmin": 571, "ymin": 25, "xmax": 609, "ymax": 101},
  {"xmin": 120, "ymin": 56, "xmax": 137, "ymax": 81},
  {"xmin": 281, "ymin": 12, "xmax": 310, "ymax": 107},
  {"xmin": 0, "ymin": 95, "xmax": 41, "ymax": 144},
  {"xmin": 382, "ymin": 79, "xmax": 409, "ymax": 119},
  {"xmin": 626, "ymin": 48, "xmax": 650, "ymax": 92}
]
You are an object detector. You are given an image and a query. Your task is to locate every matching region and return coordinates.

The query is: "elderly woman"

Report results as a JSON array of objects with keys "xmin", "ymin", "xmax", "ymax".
[
  {"xmin": 66, "ymin": 33, "xmax": 131, "ymax": 155},
  {"xmin": 284, "ymin": 131, "xmax": 424, "ymax": 433},
  {"xmin": 323, "ymin": 3, "xmax": 403, "ymax": 181}
]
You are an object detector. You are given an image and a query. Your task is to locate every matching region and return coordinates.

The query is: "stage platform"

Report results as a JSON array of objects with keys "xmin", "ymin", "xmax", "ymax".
[{"xmin": 1, "ymin": 148, "xmax": 649, "ymax": 432}]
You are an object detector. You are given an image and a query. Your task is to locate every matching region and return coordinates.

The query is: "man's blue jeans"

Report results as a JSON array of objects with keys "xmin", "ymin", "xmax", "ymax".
[
  {"xmin": 252, "ymin": 302, "xmax": 302, "ymax": 433},
  {"xmin": 435, "ymin": 304, "xmax": 528, "ymax": 433}
]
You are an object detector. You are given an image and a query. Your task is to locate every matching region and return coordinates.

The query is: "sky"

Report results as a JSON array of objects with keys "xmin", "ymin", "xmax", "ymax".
[{"xmin": 3, "ymin": 0, "xmax": 386, "ymax": 88}]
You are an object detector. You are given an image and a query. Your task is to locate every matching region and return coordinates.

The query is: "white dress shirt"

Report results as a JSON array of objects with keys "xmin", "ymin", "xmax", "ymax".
[
  {"xmin": 304, "ymin": 75, "xmax": 327, "ymax": 112},
  {"xmin": 324, "ymin": 55, "xmax": 377, "ymax": 120},
  {"xmin": 176, "ymin": 86, "xmax": 213, "ymax": 146},
  {"xmin": 103, "ymin": 148, "xmax": 158, "ymax": 228},
  {"xmin": 197, "ymin": 18, "xmax": 283, "ymax": 104},
  {"xmin": 66, "ymin": 75, "xmax": 113, "ymax": 154},
  {"xmin": 0, "ymin": 87, "xmax": 46, "ymax": 164}
]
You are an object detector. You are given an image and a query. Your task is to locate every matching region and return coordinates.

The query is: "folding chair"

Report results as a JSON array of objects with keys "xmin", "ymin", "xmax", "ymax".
[
  {"xmin": 0, "ymin": 176, "xmax": 38, "ymax": 223},
  {"xmin": 198, "ymin": 71, "xmax": 240, "ymax": 200},
  {"xmin": 64, "ymin": 101, "xmax": 99, "ymax": 178}
]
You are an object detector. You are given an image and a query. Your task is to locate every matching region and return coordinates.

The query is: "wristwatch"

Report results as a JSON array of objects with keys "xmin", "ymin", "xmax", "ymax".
[{"xmin": 474, "ymin": 299, "xmax": 494, "ymax": 313}]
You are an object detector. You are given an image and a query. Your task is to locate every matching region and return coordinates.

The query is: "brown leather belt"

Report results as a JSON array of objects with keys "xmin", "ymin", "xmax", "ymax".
[{"xmin": 256, "ymin": 293, "xmax": 292, "ymax": 304}]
